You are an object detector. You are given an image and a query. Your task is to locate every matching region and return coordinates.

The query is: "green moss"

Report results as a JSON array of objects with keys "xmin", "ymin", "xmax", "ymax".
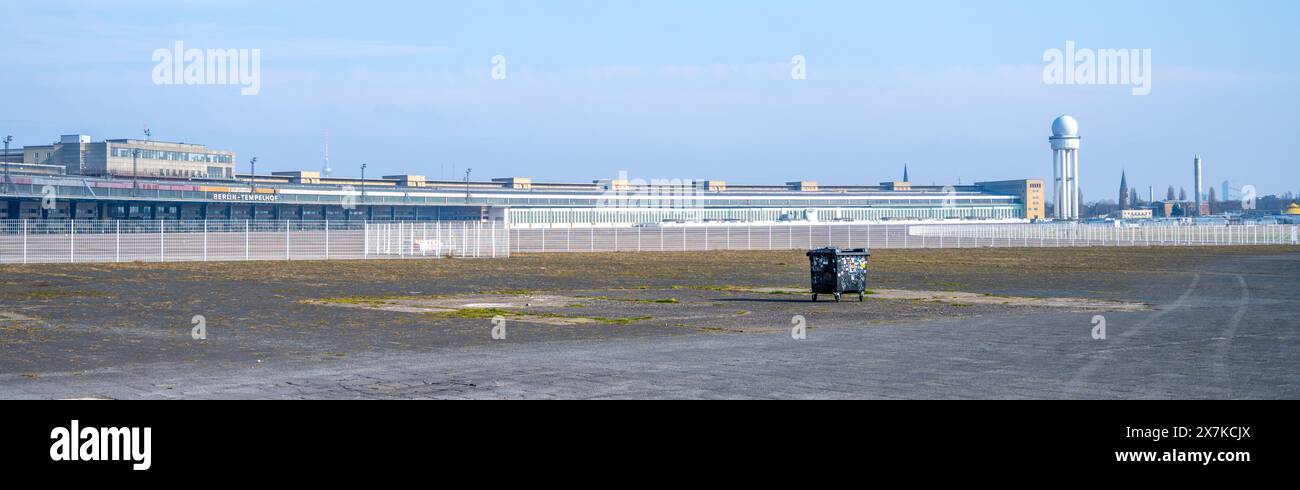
[
  {"xmin": 574, "ymin": 295, "xmax": 678, "ymax": 304},
  {"xmin": 425, "ymin": 308, "xmax": 650, "ymax": 325},
  {"xmin": 591, "ymin": 316, "xmax": 652, "ymax": 325},
  {"xmin": 480, "ymin": 289, "xmax": 535, "ymax": 296},
  {"xmin": 315, "ymin": 297, "xmax": 394, "ymax": 306},
  {"xmin": 427, "ymin": 307, "xmax": 515, "ymax": 319}
]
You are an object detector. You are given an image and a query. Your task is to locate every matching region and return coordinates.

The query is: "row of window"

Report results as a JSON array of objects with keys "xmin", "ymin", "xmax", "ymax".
[
  {"xmin": 510, "ymin": 206, "xmax": 1023, "ymax": 224},
  {"xmin": 111, "ymin": 147, "xmax": 233, "ymax": 164}
]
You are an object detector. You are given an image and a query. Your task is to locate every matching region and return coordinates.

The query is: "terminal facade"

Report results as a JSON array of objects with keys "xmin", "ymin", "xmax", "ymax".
[{"xmin": 1, "ymin": 134, "xmax": 1045, "ymax": 227}]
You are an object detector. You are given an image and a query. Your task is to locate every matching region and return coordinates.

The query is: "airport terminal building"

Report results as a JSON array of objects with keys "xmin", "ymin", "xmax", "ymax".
[{"xmin": 1, "ymin": 134, "xmax": 1045, "ymax": 227}]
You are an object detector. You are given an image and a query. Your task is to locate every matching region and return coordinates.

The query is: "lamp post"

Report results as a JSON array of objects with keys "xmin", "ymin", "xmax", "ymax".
[
  {"xmin": 464, "ymin": 168, "xmax": 472, "ymax": 204},
  {"xmin": 360, "ymin": 163, "xmax": 367, "ymax": 201},
  {"xmin": 2, "ymin": 135, "xmax": 11, "ymax": 194},
  {"xmin": 248, "ymin": 157, "xmax": 257, "ymax": 184},
  {"xmin": 132, "ymin": 148, "xmax": 140, "ymax": 197}
]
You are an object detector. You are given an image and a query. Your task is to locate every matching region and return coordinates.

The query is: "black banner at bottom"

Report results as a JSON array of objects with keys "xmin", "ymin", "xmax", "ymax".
[{"xmin": 1, "ymin": 400, "xmax": 1292, "ymax": 480}]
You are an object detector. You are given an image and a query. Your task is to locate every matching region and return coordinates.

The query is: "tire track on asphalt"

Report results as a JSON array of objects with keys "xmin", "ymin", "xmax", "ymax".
[
  {"xmin": 1212, "ymin": 274, "xmax": 1249, "ymax": 398},
  {"xmin": 1064, "ymin": 273, "xmax": 1201, "ymax": 396}
]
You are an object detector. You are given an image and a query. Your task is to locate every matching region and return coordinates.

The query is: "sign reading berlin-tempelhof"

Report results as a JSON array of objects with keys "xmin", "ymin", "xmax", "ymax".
[{"xmin": 152, "ymin": 41, "xmax": 261, "ymax": 95}]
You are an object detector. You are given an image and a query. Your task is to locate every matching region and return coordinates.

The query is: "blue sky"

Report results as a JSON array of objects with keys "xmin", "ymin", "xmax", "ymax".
[{"xmin": 2, "ymin": 0, "xmax": 1297, "ymax": 198}]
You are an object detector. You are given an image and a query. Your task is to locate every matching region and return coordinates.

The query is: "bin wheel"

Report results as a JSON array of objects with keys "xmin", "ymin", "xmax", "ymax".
[
  {"xmin": 859, "ymin": 293, "xmax": 865, "ymax": 302},
  {"xmin": 812, "ymin": 293, "xmax": 818, "ymax": 302},
  {"xmin": 834, "ymin": 293, "xmax": 841, "ymax": 302}
]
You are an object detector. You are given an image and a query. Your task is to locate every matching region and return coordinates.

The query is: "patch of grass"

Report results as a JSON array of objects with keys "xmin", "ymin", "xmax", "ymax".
[
  {"xmin": 0, "ymin": 289, "xmax": 113, "ymax": 301},
  {"xmin": 315, "ymin": 297, "xmax": 394, "ymax": 306},
  {"xmin": 574, "ymin": 295, "xmax": 679, "ymax": 304},
  {"xmin": 690, "ymin": 285, "xmax": 740, "ymax": 292},
  {"xmin": 426, "ymin": 308, "xmax": 650, "ymax": 325},
  {"xmin": 429, "ymin": 307, "xmax": 514, "ymax": 319},
  {"xmin": 767, "ymin": 289, "xmax": 806, "ymax": 295},
  {"xmin": 591, "ymin": 315, "xmax": 653, "ymax": 325},
  {"xmin": 480, "ymin": 289, "xmax": 535, "ymax": 296}
]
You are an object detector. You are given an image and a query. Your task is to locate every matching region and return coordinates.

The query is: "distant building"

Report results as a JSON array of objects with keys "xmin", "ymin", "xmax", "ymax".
[
  {"xmin": 1, "ymin": 131, "xmax": 1045, "ymax": 224},
  {"xmin": 0, "ymin": 147, "xmax": 22, "ymax": 164},
  {"xmin": 1221, "ymin": 180, "xmax": 1246, "ymax": 202},
  {"xmin": 22, "ymin": 134, "xmax": 235, "ymax": 179},
  {"xmin": 1150, "ymin": 200, "xmax": 1209, "ymax": 218},
  {"xmin": 1113, "ymin": 208, "xmax": 1153, "ymax": 219},
  {"xmin": 976, "ymin": 179, "xmax": 1046, "ymax": 220}
]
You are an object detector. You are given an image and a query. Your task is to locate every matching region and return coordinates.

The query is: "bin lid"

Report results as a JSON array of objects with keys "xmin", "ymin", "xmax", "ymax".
[{"xmin": 807, "ymin": 247, "xmax": 870, "ymax": 257}]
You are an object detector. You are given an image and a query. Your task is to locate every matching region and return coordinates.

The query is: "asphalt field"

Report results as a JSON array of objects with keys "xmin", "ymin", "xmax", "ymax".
[{"xmin": 1, "ymin": 246, "xmax": 1296, "ymax": 399}]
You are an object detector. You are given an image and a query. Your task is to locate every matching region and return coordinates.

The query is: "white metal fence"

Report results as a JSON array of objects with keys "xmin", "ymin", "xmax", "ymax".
[
  {"xmin": 0, "ymin": 220, "xmax": 509, "ymax": 264},
  {"xmin": 2, "ymin": 221, "xmax": 1295, "ymax": 264},
  {"xmin": 509, "ymin": 223, "xmax": 1300, "ymax": 253},
  {"xmin": 908, "ymin": 223, "xmax": 1300, "ymax": 247}
]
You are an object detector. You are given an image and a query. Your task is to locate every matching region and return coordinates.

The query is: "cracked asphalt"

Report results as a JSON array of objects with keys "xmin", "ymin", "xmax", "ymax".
[{"xmin": 0, "ymin": 247, "xmax": 1297, "ymax": 399}]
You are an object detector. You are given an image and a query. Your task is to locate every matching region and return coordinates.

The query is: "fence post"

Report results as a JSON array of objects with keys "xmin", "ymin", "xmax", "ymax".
[
  {"xmin": 159, "ymin": 219, "xmax": 165, "ymax": 262},
  {"xmin": 69, "ymin": 219, "xmax": 75, "ymax": 263},
  {"xmin": 115, "ymin": 220, "xmax": 120, "ymax": 263},
  {"xmin": 245, "ymin": 220, "xmax": 250, "ymax": 261},
  {"xmin": 286, "ymin": 220, "xmax": 291, "ymax": 261},
  {"xmin": 22, "ymin": 219, "xmax": 27, "ymax": 264},
  {"xmin": 203, "ymin": 219, "xmax": 209, "ymax": 261},
  {"xmin": 324, "ymin": 220, "xmax": 329, "ymax": 259}
]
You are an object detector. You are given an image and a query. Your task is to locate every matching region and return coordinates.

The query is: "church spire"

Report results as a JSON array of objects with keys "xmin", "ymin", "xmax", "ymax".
[
  {"xmin": 903, "ymin": 163, "xmax": 909, "ymax": 183},
  {"xmin": 1118, "ymin": 169, "xmax": 1129, "ymax": 210}
]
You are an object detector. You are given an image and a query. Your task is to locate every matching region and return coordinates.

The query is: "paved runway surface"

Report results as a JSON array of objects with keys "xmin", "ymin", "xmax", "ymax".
[{"xmin": 1, "ymin": 248, "xmax": 1297, "ymax": 399}]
